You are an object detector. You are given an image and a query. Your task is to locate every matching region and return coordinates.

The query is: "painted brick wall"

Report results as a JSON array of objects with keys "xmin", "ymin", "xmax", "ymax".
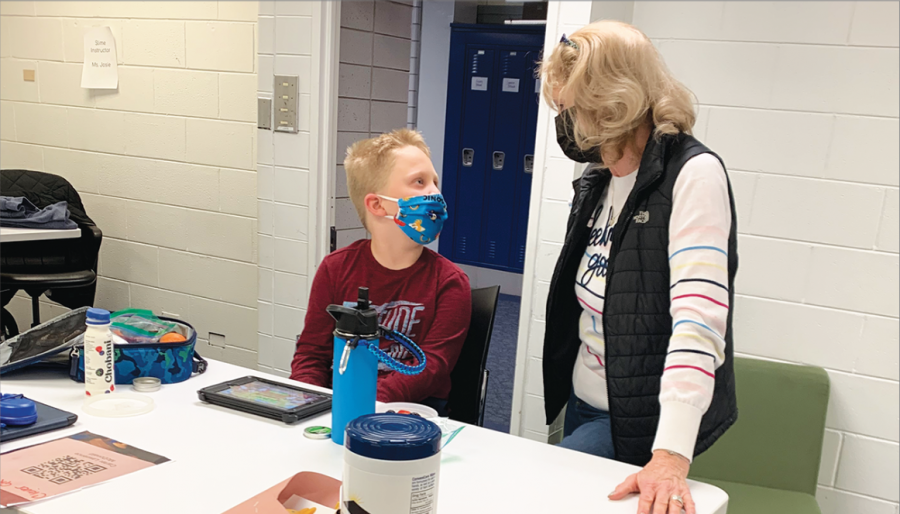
[
  {"xmin": 0, "ymin": 0, "xmax": 259, "ymax": 368},
  {"xmin": 407, "ymin": 0, "xmax": 421, "ymax": 129},
  {"xmin": 512, "ymin": 3, "xmax": 899, "ymax": 514},
  {"xmin": 256, "ymin": 0, "xmax": 323, "ymax": 378},
  {"xmin": 334, "ymin": 0, "xmax": 414, "ymax": 250}
]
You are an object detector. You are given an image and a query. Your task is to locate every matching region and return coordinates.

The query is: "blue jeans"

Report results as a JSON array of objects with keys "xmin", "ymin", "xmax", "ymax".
[
  {"xmin": 557, "ymin": 391, "xmax": 615, "ymax": 459},
  {"xmin": 421, "ymin": 397, "xmax": 449, "ymax": 417}
]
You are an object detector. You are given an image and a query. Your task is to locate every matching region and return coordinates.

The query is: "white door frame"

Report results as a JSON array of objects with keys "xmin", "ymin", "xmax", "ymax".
[
  {"xmin": 310, "ymin": 0, "xmax": 341, "ymax": 271},
  {"xmin": 508, "ymin": 0, "xmax": 563, "ymax": 438}
]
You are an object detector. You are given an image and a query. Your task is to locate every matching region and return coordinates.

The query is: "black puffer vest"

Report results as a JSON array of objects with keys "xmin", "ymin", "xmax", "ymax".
[{"xmin": 542, "ymin": 132, "xmax": 738, "ymax": 466}]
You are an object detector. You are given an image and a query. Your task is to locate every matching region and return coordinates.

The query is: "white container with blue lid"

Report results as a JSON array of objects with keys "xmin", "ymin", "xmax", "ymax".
[
  {"xmin": 84, "ymin": 307, "xmax": 114, "ymax": 398},
  {"xmin": 342, "ymin": 413, "xmax": 442, "ymax": 514}
]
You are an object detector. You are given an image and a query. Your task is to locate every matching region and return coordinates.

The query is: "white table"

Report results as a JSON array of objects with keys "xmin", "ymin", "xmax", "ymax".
[
  {"xmin": 0, "ymin": 227, "xmax": 81, "ymax": 243},
  {"xmin": 1, "ymin": 361, "xmax": 728, "ymax": 513}
]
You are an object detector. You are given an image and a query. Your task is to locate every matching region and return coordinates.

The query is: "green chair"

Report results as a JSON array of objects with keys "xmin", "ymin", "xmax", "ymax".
[{"xmin": 689, "ymin": 357, "xmax": 830, "ymax": 514}]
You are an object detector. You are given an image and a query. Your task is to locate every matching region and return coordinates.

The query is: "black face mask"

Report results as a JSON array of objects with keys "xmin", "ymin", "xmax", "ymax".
[{"xmin": 555, "ymin": 109, "xmax": 603, "ymax": 164}]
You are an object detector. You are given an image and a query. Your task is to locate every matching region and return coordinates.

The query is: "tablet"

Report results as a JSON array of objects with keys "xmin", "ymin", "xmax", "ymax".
[
  {"xmin": 0, "ymin": 399, "xmax": 78, "ymax": 443},
  {"xmin": 197, "ymin": 376, "xmax": 331, "ymax": 424}
]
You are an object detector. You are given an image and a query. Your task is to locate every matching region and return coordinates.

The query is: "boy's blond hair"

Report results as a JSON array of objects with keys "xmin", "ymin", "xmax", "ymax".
[
  {"xmin": 344, "ymin": 129, "xmax": 431, "ymax": 229},
  {"xmin": 539, "ymin": 20, "xmax": 695, "ymax": 165}
]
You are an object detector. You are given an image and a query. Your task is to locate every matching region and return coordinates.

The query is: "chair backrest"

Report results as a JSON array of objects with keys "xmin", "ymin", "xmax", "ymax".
[
  {"xmin": 688, "ymin": 357, "xmax": 830, "ymax": 496},
  {"xmin": 0, "ymin": 169, "xmax": 94, "ymax": 226},
  {"xmin": 0, "ymin": 169, "xmax": 102, "ymax": 312},
  {"xmin": 0, "ymin": 170, "xmax": 102, "ymax": 275},
  {"xmin": 447, "ymin": 285, "xmax": 500, "ymax": 426}
]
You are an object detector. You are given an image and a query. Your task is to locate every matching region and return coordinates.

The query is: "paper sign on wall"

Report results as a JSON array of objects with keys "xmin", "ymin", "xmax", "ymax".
[
  {"xmin": 502, "ymin": 78, "xmax": 520, "ymax": 93},
  {"xmin": 81, "ymin": 27, "xmax": 118, "ymax": 89},
  {"xmin": 471, "ymin": 76, "xmax": 488, "ymax": 91}
]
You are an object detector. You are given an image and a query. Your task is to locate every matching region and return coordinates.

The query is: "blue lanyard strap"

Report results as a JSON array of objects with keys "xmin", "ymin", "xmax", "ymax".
[{"xmin": 359, "ymin": 327, "xmax": 426, "ymax": 375}]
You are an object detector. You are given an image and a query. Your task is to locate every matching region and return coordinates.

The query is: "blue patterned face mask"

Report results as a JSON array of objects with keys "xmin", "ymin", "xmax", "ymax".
[{"xmin": 379, "ymin": 194, "xmax": 448, "ymax": 245}]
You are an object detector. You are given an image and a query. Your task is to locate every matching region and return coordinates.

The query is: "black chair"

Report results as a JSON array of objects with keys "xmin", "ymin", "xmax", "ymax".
[
  {"xmin": 1, "ymin": 170, "xmax": 103, "ymax": 330},
  {"xmin": 448, "ymin": 285, "xmax": 500, "ymax": 426}
]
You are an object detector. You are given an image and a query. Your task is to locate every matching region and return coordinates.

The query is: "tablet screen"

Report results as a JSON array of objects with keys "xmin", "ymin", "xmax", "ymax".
[{"xmin": 218, "ymin": 380, "xmax": 323, "ymax": 410}]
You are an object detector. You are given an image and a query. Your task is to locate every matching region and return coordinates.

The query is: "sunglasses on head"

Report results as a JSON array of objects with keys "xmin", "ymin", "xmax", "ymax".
[{"xmin": 560, "ymin": 33, "xmax": 578, "ymax": 50}]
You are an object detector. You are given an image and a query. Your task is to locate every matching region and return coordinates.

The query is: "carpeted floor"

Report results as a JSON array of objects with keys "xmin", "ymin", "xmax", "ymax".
[{"xmin": 482, "ymin": 294, "xmax": 521, "ymax": 433}]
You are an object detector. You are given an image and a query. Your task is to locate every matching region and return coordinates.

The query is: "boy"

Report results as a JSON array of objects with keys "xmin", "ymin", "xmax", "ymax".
[{"xmin": 290, "ymin": 129, "xmax": 471, "ymax": 415}]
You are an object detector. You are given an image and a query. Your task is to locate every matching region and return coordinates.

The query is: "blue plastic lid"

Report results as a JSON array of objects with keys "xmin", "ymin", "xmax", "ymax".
[
  {"xmin": 345, "ymin": 413, "xmax": 441, "ymax": 461},
  {"xmin": 86, "ymin": 308, "xmax": 111, "ymax": 325},
  {"xmin": 0, "ymin": 396, "xmax": 37, "ymax": 426}
]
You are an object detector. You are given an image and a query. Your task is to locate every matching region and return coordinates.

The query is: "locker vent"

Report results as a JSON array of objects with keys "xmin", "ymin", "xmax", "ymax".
[
  {"xmin": 471, "ymin": 54, "xmax": 480, "ymax": 74},
  {"xmin": 488, "ymin": 240, "xmax": 496, "ymax": 259},
  {"xmin": 518, "ymin": 245, "xmax": 526, "ymax": 265},
  {"xmin": 458, "ymin": 236, "xmax": 467, "ymax": 255}
]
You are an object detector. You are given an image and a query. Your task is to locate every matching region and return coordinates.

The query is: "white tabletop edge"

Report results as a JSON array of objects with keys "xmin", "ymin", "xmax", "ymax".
[
  {"xmin": 0, "ymin": 227, "xmax": 82, "ymax": 243},
  {"xmin": 0, "ymin": 359, "xmax": 729, "ymax": 514}
]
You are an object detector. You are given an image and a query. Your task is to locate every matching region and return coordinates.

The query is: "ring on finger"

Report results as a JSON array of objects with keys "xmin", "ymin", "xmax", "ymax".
[{"xmin": 671, "ymin": 494, "xmax": 684, "ymax": 507}]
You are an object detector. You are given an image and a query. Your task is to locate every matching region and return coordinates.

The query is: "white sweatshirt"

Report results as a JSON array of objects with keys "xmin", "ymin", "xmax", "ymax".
[{"xmin": 571, "ymin": 153, "xmax": 731, "ymax": 461}]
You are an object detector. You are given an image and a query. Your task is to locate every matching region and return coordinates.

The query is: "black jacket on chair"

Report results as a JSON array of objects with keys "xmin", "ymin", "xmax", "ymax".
[
  {"xmin": 1, "ymin": 169, "xmax": 94, "ymax": 227},
  {"xmin": 542, "ymin": 132, "xmax": 738, "ymax": 466},
  {"xmin": 1, "ymin": 169, "xmax": 102, "ymax": 310}
]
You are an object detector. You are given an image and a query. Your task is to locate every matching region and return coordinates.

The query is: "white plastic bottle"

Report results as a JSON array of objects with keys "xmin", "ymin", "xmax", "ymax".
[{"xmin": 84, "ymin": 308, "xmax": 115, "ymax": 397}]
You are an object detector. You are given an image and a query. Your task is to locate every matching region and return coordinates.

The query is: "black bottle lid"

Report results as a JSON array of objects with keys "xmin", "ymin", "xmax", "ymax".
[{"xmin": 326, "ymin": 287, "xmax": 379, "ymax": 338}]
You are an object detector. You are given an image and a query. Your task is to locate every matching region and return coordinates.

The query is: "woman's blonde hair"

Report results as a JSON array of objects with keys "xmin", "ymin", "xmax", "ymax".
[
  {"xmin": 344, "ymin": 128, "xmax": 431, "ymax": 229},
  {"xmin": 539, "ymin": 20, "xmax": 696, "ymax": 165}
]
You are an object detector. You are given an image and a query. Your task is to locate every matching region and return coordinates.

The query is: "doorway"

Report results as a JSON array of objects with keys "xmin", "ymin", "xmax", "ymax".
[{"xmin": 326, "ymin": 1, "xmax": 547, "ymax": 434}]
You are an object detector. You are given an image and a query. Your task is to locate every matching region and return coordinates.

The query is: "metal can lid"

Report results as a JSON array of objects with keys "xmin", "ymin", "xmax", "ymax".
[
  {"xmin": 132, "ymin": 377, "xmax": 161, "ymax": 392},
  {"xmin": 304, "ymin": 426, "xmax": 332, "ymax": 439}
]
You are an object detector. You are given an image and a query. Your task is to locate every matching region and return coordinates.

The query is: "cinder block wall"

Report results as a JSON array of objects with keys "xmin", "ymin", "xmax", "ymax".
[
  {"xmin": 0, "ymin": 1, "xmax": 259, "ymax": 367},
  {"xmin": 334, "ymin": 0, "xmax": 414, "ymax": 249},
  {"xmin": 256, "ymin": 0, "xmax": 321, "ymax": 377}
]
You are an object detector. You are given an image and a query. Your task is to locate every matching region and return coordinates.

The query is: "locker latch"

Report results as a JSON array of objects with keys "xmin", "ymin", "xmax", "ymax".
[
  {"xmin": 492, "ymin": 151, "xmax": 505, "ymax": 170},
  {"xmin": 524, "ymin": 154, "xmax": 534, "ymax": 174},
  {"xmin": 462, "ymin": 148, "xmax": 474, "ymax": 167}
]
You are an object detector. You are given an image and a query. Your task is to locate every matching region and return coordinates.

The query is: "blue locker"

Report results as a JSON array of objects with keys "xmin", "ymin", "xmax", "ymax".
[
  {"xmin": 480, "ymin": 49, "xmax": 526, "ymax": 267},
  {"xmin": 439, "ymin": 24, "xmax": 545, "ymax": 274},
  {"xmin": 452, "ymin": 48, "xmax": 496, "ymax": 262},
  {"xmin": 513, "ymin": 50, "xmax": 541, "ymax": 269}
]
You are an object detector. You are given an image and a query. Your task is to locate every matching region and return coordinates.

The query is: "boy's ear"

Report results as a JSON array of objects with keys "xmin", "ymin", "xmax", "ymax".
[{"xmin": 364, "ymin": 193, "xmax": 388, "ymax": 218}]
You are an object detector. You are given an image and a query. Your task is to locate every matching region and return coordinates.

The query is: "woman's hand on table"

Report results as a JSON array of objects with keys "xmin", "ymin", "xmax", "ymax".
[{"xmin": 608, "ymin": 449, "xmax": 695, "ymax": 514}]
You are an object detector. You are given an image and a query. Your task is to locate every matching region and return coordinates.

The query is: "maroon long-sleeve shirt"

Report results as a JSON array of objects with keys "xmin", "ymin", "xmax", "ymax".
[{"xmin": 290, "ymin": 239, "xmax": 471, "ymax": 402}]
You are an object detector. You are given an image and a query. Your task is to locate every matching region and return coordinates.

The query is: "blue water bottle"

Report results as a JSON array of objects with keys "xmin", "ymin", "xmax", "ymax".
[{"xmin": 328, "ymin": 287, "xmax": 381, "ymax": 445}]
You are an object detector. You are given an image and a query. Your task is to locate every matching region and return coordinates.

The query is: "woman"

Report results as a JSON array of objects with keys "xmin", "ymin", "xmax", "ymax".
[{"xmin": 539, "ymin": 21, "xmax": 738, "ymax": 514}]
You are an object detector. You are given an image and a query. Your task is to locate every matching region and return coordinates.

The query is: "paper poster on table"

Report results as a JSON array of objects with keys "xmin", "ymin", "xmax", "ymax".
[
  {"xmin": 0, "ymin": 431, "xmax": 169, "ymax": 507},
  {"xmin": 223, "ymin": 471, "xmax": 341, "ymax": 514},
  {"xmin": 81, "ymin": 27, "xmax": 118, "ymax": 89}
]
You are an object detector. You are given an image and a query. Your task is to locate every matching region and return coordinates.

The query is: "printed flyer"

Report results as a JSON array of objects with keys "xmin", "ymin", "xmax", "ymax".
[{"xmin": 0, "ymin": 431, "xmax": 169, "ymax": 507}]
